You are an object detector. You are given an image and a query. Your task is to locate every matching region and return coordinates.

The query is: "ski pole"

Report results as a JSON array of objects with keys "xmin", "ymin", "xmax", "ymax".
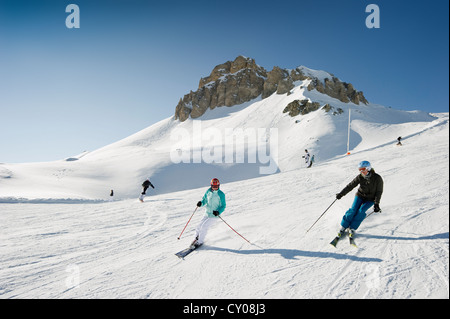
[
  {"xmin": 364, "ymin": 209, "xmax": 382, "ymax": 220},
  {"xmin": 177, "ymin": 207, "xmax": 198, "ymax": 240},
  {"xmin": 306, "ymin": 198, "xmax": 337, "ymax": 233},
  {"xmin": 218, "ymin": 215, "xmax": 252, "ymax": 245}
]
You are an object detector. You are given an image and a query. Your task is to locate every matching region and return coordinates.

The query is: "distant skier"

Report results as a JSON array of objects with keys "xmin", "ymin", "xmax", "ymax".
[
  {"xmin": 335, "ymin": 161, "xmax": 383, "ymax": 238},
  {"xmin": 139, "ymin": 178, "xmax": 155, "ymax": 202},
  {"xmin": 308, "ymin": 154, "xmax": 315, "ymax": 168},
  {"xmin": 190, "ymin": 178, "xmax": 226, "ymax": 248},
  {"xmin": 397, "ymin": 136, "xmax": 402, "ymax": 146},
  {"xmin": 302, "ymin": 149, "xmax": 310, "ymax": 167}
]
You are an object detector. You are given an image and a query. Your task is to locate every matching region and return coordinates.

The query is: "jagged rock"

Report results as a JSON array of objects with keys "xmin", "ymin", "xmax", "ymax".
[
  {"xmin": 175, "ymin": 56, "xmax": 266, "ymax": 121},
  {"xmin": 290, "ymin": 68, "xmax": 308, "ymax": 82},
  {"xmin": 174, "ymin": 56, "xmax": 369, "ymax": 122},
  {"xmin": 322, "ymin": 103, "xmax": 332, "ymax": 112},
  {"xmin": 307, "ymin": 76, "xmax": 368, "ymax": 105},
  {"xmin": 262, "ymin": 67, "xmax": 294, "ymax": 98},
  {"xmin": 283, "ymin": 99, "xmax": 321, "ymax": 117},
  {"xmin": 321, "ymin": 104, "xmax": 344, "ymax": 115},
  {"xmin": 174, "ymin": 98, "xmax": 192, "ymax": 122},
  {"xmin": 198, "ymin": 56, "xmax": 266, "ymax": 88},
  {"xmin": 334, "ymin": 107, "xmax": 344, "ymax": 115}
]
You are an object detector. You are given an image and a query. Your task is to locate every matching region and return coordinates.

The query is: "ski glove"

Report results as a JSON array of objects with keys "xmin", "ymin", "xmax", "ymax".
[
  {"xmin": 374, "ymin": 204, "xmax": 381, "ymax": 212},
  {"xmin": 213, "ymin": 210, "xmax": 219, "ymax": 216},
  {"xmin": 336, "ymin": 193, "xmax": 343, "ymax": 200},
  {"xmin": 197, "ymin": 201, "xmax": 202, "ymax": 207}
]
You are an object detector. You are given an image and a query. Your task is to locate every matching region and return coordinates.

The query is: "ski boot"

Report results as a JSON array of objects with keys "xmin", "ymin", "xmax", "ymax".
[
  {"xmin": 349, "ymin": 229, "xmax": 357, "ymax": 247},
  {"xmin": 190, "ymin": 236, "xmax": 201, "ymax": 249},
  {"xmin": 348, "ymin": 229, "xmax": 355, "ymax": 239},
  {"xmin": 337, "ymin": 227, "xmax": 347, "ymax": 238},
  {"xmin": 330, "ymin": 227, "xmax": 346, "ymax": 247}
]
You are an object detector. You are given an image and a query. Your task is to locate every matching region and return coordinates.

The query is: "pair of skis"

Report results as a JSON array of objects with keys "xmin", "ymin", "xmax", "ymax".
[
  {"xmin": 330, "ymin": 231, "xmax": 357, "ymax": 248},
  {"xmin": 175, "ymin": 243, "xmax": 202, "ymax": 259},
  {"xmin": 175, "ymin": 210, "xmax": 253, "ymax": 259}
]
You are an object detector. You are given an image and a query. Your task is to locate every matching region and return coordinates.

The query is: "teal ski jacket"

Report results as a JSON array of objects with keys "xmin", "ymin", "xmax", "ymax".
[{"xmin": 200, "ymin": 188, "xmax": 226, "ymax": 217}]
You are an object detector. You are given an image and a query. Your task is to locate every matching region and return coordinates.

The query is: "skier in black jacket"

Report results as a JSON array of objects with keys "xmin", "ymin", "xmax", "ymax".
[
  {"xmin": 139, "ymin": 178, "xmax": 155, "ymax": 202},
  {"xmin": 335, "ymin": 161, "xmax": 383, "ymax": 237}
]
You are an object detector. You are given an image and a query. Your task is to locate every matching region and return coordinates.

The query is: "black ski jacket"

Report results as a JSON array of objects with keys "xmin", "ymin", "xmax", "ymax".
[
  {"xmin": 339, "ymin": 169, "xmax": 383, "ymax": 204},
  {"xmin": 142, "ymin": 180, "xmax": 155, "ymax": 189}
]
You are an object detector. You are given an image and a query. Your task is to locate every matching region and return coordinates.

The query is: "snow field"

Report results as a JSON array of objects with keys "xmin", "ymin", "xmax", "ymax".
[
  {"xmin": 0, "ymin": 113, "xmax": 448, "ymax": 298},
  {"xmin": 0, "ymin": 76, "xmax": 448, "ymax": 299}
]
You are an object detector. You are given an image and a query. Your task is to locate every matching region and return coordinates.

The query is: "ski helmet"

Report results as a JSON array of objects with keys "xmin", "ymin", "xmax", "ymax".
[
  {"xmin": 210, "ymin": 178, "xmax": 220, "ymax": 190},
  {"xmin": 358, "ymin": 161, "xmax": 371, "ymax": 172}
]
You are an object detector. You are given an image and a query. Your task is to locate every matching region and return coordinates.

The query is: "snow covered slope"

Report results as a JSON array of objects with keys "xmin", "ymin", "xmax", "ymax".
[
  {"xmin": 0, "ymin": 112, "xmax": 447, "ymax": 299},
  {"xmin": 0, "ymin": 78, "xmax": 436, "ymax": 200},
  {"xmin": 0, "ymin": 73, "xmax": 448, "ymax": 299}
]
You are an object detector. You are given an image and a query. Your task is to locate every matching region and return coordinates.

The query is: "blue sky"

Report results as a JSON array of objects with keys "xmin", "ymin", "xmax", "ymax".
[{"xmin": 0, "ymin": 0, "xmax": 448, "ymax": 163}]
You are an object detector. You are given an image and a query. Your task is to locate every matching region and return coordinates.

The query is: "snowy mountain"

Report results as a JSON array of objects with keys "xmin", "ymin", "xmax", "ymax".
[
  {"xmin": 0, "ymin": 60, "xmax": 448, "ymax": 299},
  {"xmin": 0, "ymin": 59, "xmax": 437, "ymax": 200}
]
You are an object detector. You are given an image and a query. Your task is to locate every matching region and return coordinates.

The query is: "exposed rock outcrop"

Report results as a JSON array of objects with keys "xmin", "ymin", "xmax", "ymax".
[
  {"xmin": 174, "ymin": 56, "xmax": 368, "ymax": 122},
  {"xmin": 175, "ymin": 56, "xmax": 266, "ymax": 122},
  {"xmin": 307, "ymin": 77, "xmax": 368, "ymax": 105},
  {"xmin": 283, "ymin": 99, "xmax": 321, "ymax": 117}
]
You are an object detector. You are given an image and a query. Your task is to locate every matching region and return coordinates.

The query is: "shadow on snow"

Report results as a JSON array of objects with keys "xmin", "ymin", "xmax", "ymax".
[
  {"xmin": 357, "ymin": 232, "xmax": 449, "ymax": 242},
  {"xmin": 203, "ymin": 246, "xmax": 383, "ymax": 263}
]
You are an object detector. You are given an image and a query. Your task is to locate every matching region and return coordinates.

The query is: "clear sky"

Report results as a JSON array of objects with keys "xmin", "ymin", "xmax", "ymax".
[{"xmin": 0, "ymin": 0, "xmax": 448, "ymax": 163}]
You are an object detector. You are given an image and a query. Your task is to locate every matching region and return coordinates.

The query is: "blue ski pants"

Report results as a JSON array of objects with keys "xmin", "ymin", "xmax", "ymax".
[{"xmin": 340, "ymin": 196, "xmax": 374, "ymax": 230}]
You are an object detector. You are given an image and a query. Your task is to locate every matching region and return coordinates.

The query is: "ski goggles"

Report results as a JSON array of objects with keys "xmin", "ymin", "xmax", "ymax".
[{"xmin": 359, "ymin": 167, "xmax": 369, "ymax": 174}]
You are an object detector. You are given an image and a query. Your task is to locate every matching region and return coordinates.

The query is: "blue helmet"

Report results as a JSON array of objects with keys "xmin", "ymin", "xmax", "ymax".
[{"xmin": 358, "ymin": 161, "xmax": 371, "ymax": 171}]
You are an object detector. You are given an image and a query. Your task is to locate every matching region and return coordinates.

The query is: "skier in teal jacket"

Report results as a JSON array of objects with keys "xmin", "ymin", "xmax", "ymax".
[{"xmin": 191, "ymin": 178, "xmax": 226, "ymax": 248}]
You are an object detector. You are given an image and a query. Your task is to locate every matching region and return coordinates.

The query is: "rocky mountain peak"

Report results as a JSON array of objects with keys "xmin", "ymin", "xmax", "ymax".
[
  {"xmin": 198, "ymin": 56, "xmax": 267, "ymax": 89},
  {"xmin": 174, "ymin": 56, "xmax": 368, "ymax": 122}
]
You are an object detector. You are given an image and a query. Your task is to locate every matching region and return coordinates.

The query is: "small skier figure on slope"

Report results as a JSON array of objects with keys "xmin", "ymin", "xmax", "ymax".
[
  {"xmin": 139, "ymin": 178, "xmax": 155, "ymax": 202},
  {"xmin": 335, "ymin": 161, "xmax": 383, "ymax": 239},
  {"xmin": 308, "ymin": 154, "xmax": 314, "ymax": 168},
  {"xmin": 190, "ymin": 178, "xmax": 226, "ymax": 249},
  {"xmin": 302, "ymin": 149, "xmax": 311, "ymax": 168}
]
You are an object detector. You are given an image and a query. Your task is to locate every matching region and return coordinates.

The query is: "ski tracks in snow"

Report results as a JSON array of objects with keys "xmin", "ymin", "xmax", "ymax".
[
  {"xmin": 322, "ymin": 208, "xmax": 449, "ymax": 299},
  {"xmin": 0, "ymin": 199, "xmax": 170, "ymax": 298}
]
